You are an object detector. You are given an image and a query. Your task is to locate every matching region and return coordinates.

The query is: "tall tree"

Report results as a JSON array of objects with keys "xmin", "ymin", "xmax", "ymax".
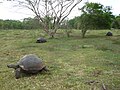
[
  {"xmin": 79, "ymin": 2, "xmax": 114, "ymax": 38},
  {"xmin": 13, "ymin": 0, "xmax": 82, "ymax": 38}
]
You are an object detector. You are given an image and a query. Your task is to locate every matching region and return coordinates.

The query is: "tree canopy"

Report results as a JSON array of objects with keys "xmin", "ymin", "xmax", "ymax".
[
  {"xmin": 68, "ymin": 2, "xmax": 115, "ymax": 38},
  {"xmin": 80, "ymin": 2, "xmax": 114, "ymax": 30}
]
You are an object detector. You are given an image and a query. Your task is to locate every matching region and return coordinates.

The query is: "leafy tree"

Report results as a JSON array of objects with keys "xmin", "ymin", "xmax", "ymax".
[
  {"xmin": 68, "ymin": 17, "xmax": 81, "ymax": 29},
  {"xmin": 68, "ymin": 18, "xmax": 76, "ymax": 29},
  {"xmin": 79, "ymin": 2, "xmax": 114, "ymax": 38}
]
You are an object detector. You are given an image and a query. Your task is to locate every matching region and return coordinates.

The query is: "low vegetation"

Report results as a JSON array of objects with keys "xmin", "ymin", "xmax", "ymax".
[{"xmin": 0, "ymin": 29, "xmax": 120, "ymax": 90}]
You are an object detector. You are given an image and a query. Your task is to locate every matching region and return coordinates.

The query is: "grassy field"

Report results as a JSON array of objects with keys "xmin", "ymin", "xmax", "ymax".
[{"xmin": 0, "ymin": 29, "xmax": 120, "ymax": 90}]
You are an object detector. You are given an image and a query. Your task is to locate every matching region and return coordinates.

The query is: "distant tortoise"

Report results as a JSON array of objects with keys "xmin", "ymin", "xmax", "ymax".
[
  {"xmin": 36, "ymin": 37, "xmax": 47, "ymax": 43},
  {"xmin": 7, "ymin": 54, "xmax": 48, "ymax": 79},
  {"xmin": 106, "ymin": 32, "xmax": 113, "ymax": 36}
]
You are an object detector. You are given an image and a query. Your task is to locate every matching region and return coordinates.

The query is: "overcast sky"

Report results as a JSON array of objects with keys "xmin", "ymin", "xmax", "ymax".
[{"xmin": 0, "ymin": 0, "xmax": 120, "ymax": 20}]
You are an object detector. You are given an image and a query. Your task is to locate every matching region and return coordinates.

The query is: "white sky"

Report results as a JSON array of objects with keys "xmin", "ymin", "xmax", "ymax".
[{"xmin": 0, "ymin": 0, "xmax": 120, "ymax": 20}]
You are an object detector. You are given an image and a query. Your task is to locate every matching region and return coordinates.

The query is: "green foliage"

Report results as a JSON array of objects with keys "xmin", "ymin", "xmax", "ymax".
[
  {"xmin": 67, "ymin": 18, "xmax": 75, "ymax": 29},
  {"xmin": 22, "ymin": 17, "xmax": 42, "ymax": 29},
  {"xmin": 112, "ymin": 15, "xmax": 120, "ymax": 29},
  {"xmin": 0, "ymin": 19, "xmax": 23, "ymax": 29},
  {"xmin": 82, "ymin": 2, "xmax": 104, "ymax": 15},
  {"xmin": 80, "ymin": 2, "xmax": 114, "ymax": 30},
  {"xmin": 0, "ymin": 18, "xmax": 42, "ymax": 30},
  {"xmin": 68, "ymin": 17, "xmax": 81, "ymax": 29}
]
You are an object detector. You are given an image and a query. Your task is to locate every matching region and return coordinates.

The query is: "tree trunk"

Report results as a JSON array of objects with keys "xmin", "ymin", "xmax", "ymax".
[
  {"xmin": 51, "ymin": 34, "xmax": 54, "ymax": 38},
  {"xmin": 67, "ymin": 32, "xmax": 70, "ymax": 37},
  {"xmin": 50, "ymin": 26, "xmax": 58, "ymax": 38},
  {"xmin": 49, "ymin": 32, "xmax": 55, "ymax": 38},
  {"xmin": 49, "ymin": 30, "xmax": 56, "ymax": 39},
  {"xmin": 43, "ymin": 22, "xmax": 58, "ymax": 38},
  {"xmin": 81, "ymin": 29, "xmax": 87, "ymax": 38},
  {"xmin": 66, "ymin": 30, "xmax": 72, "ymax": 38}
]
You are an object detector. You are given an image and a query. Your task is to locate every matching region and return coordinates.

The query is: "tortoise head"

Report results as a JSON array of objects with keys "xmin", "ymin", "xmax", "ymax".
[{"xmin": 7, "ymin": 64, "xmax": 19, "ymax": 69}]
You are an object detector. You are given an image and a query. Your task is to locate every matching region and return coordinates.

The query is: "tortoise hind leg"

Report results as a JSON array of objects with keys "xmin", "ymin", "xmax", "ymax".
[{"xmin": 15, "ymin": 68, "xmax": 21, "ymax": 79}]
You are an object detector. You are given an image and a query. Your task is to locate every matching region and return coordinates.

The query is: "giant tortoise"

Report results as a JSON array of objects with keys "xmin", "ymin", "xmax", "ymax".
[
  {"xmin": 36, "ymin": 37, "xmax": 47, "ymax": 43},
  {"xmin": 106, "ymin": 32, "xmax": 113, "ymax": 36},
  {"xmin": 7, "ymin": 54, "xmax": 48, "ymax": 79}
]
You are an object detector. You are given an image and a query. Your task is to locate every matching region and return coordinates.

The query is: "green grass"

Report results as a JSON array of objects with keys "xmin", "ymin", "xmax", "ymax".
[{"xmin": 0, "ymin": 29, "xmax": 120, "ymax": 90}]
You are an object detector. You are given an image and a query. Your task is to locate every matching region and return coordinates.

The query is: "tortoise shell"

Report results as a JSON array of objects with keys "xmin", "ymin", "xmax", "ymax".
[{"xmin": 18, "ymin": 54, "xmax": 45, "ymax": 71}]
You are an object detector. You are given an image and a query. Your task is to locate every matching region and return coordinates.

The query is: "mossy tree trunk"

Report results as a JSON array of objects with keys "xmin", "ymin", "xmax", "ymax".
[{"xmin": 81, "ymin": 29, "xmax": 87, "ymax": 38}]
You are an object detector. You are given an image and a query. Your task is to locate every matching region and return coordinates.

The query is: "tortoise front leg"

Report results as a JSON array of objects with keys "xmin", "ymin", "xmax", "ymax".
[
  {"xmin": 15, "ymin": 68, "xmax": 21, "ymax": 79},
  {"xmin": 7, "ymin": 64, "xmax": 19, "ymax": 69}
]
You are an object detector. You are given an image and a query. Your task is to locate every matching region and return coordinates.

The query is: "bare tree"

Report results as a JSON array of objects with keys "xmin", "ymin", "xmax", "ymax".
[{"xmin": 14, "ymin": 0, "xmax": 82, "ymax": 38}]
